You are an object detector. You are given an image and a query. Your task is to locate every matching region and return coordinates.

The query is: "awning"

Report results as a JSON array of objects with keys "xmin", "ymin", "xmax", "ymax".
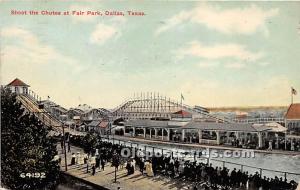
[{"xmin": 264, "ymin": 122, "xmax": 287, "ymax": 132}]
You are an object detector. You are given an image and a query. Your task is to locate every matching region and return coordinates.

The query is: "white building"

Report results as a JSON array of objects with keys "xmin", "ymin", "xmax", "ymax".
[{"xmin": 6, "ymin": 78, "xmax": 29, "ymax": 94}]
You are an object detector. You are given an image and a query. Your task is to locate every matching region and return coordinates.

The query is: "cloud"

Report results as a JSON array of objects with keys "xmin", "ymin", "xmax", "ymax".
[
  {"xmin": 258, "ymin": 62, "xmax": 271, "ymax": 66},
  {"xmin": 198, "ymin": 61, "xmax": 254, "ymax": 70},
  {"xmin": 1, "ymin": 26, "xmax": 81, "ymax": 72},
  {"xmin": 1, "ymin": 26, "xmax": 88, "ymax": 108},
  {"xmin": 224, "ymin": 62, "xmax": 246, "ymax": 69},
  {"xmin": 177, "ymin": 41, "xmax": 263, "ymax": 62},
  {"xmin": 90, "ymin": 23, "xmax": 120, "ymax": 45},
  {"xmin": 2, "ymin": 27, "xmax": 38, "ymax": 44},
  {"xmin": 198, "ymin": 62, "xmax": 219, "ymax": 68},
  {"xmin": 156, "ymin": 11, "xmax": 191, "ymax": 35},
  {"xmin": 156, "ymin": 4, "xmax": 278, "ymax": 36},
  {"xmin": 110, "ymin": 16, "xmax": 127, "ymax": 24}
]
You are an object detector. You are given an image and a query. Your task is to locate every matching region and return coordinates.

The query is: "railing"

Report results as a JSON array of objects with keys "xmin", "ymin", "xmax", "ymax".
[
  {"xmin": 209, "ymin": 159, "xmax": 300, "ymax": 181},
  {"xmin": 232, "ymin": 117, "xmax": 285, "ymax": 124},
  {"xmin": 101, "ymin": 136, "xmax": 300, "ymax": 182},
  {"xmin": 24, "ymin": 94, "xmax": 63, "ymax": 125},
  {"xmin": 27, "ymin": 89, "xmax": 42, "ymax": 103},
  {"xmin": 17, "ymin": 94, "xmax": 62, "ymax": 128},
  {"xmin": 17, "ymin": 95, "xmax": 54, "ymax": 127},
  {"xmin": 199, "ymin": 139, "xmax": 218, "ymax": 145}
]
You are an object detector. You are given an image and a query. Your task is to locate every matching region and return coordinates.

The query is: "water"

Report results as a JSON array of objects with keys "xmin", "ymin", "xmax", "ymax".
[{"xmin": 105, "ymin": 138, "xmax": 300, "ymax": 182}]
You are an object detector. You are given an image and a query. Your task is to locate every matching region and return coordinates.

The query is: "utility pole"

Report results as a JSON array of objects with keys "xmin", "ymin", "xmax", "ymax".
[{"xmin": 62, "ymin": 123, "xmax": 68, "ymax": 171}]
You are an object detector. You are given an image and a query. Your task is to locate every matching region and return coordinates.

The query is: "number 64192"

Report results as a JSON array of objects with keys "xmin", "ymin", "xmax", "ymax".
[{"xmin": 20, "ymin": 172, "xmax": 46, "ymax": 178}]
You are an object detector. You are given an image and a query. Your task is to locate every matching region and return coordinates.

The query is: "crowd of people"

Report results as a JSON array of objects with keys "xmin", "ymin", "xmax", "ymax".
[
  {"xmin": 66, "ymin": 134, "xmax": 299, "ymax": 190},
  {"xmin": 229, "ymin": 137, "xmax": 300, "ymax": 152},
  {"xmin": 264, "ymin": 138, "xmax": 300, "ymax": 151}
]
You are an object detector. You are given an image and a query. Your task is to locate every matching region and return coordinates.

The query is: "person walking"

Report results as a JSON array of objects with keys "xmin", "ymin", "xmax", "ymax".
[
  {"xmin": 78, "ymin": 153, "xmax": 85, "ymax": 169},
  {"xmin": 268, "ymin": 140, "xmax": 273, "ymax": 151},
  {"xmin": 67, "ymin": 141, "xmax": 71, "ymax": 152},
  {"xmin": 92, "ymin": 165, "xmax": 96, "ymax": 176},
  {"xmin": 71, "ymin": 153, "xmax": 76, "ymax": 165},
  {"xmin": 95, "ymin": 155, "xmax": 100, "ymax": 169},
  {"xmin": 76, "ymin": 152, "xmax": 80, "ymax": 168},
  {"xmin": 126, "ymin": 160, "xmax": 131, "ymax": 175},
  {"xmin": 60, "ymin": 136, "xmax": 64, "ymax": 153},
  {"xmin": 139, "ymin": 157, "xmax": 145, "ymax": 174},
  {"xmin": 101, "ymin": 159, "xmax": 105, "ymax": 171},
  {"xmin": 145, "ymin": 160, "xmax": 154, "ymax": 177}
]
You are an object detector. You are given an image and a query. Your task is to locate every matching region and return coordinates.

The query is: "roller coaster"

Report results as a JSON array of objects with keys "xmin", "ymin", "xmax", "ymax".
[{"xmin": 111, "ymin": 93, "xmax": 231, "ymax": 123}]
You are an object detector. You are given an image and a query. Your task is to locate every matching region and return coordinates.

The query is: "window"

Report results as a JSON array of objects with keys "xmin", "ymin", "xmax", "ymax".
[{"xmin": 23, "ymin": 87, "xmax": 27, "ymax": 94}]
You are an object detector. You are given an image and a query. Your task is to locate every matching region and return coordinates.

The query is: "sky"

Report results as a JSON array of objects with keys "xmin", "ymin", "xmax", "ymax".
[{"xmin": 1, "ymin": 1, "xmax": 300, "ymax": 109}]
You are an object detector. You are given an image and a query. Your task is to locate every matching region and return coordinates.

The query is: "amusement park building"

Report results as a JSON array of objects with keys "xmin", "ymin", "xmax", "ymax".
[
  {"xmin": 6, "ymin": 78, "xmax": 29, "ymax": 94},
  {"xmin": 285, "ymin": 103, "xmax": 300, "ymax": 134},
  {"xmin": 122, "ymin": 118, "xmax": 270, "ymax": 148}
]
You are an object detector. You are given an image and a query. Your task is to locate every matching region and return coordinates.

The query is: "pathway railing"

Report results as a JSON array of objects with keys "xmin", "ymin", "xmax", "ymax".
[
  {"xmin": 101, "ymin": 136, "xmax": 300, "ymax": 182},
  {"xmin": 232, "ymin": 117, "xmax": 285, "ymax": 124}
]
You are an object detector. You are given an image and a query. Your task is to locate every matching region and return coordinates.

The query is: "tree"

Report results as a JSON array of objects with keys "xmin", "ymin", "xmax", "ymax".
[
  {"xmin": 82, "ymin": 133, "xmax": 98, "ymax": 155},
  {"xmin": 82, "ymin": 133, "xmax": 98, "ymax": 173},
  {"xmin": 1, "ymin": 88, "xmax": 60, "ymax": 190}
]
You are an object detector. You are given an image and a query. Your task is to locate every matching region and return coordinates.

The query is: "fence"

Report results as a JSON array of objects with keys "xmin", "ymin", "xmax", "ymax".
[
  {"xmin": 101, "ymin": 136, "xmax": 300, "ymax": 182},
  {"xmin": 232, "ymin": 117, "xmax": 285, "ymax": 124}
]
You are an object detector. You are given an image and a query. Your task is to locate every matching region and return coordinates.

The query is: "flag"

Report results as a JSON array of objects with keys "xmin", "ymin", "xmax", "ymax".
[
  {"xmin": 291, "ymin": 87, "xmax": 297, "ymax": 95},
  {"xmin": 181, "ymin": 93, "xmax": 184, "ymax": 101}
]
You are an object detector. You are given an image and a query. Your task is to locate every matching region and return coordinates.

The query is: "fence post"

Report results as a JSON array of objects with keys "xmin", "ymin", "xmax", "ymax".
[
  {"xmin": 241, "ymin": 165, "xmax": 243, "ymax": 172},
  {"xmin": 152, "ymin": 147, "xmax": 155, "ymax": 156},
  {"xmin": 284, "ymin": 172, "xmax": 287, "ymax": 180},
  {"xmin": 222, "ymin": 161, "xmax": 225, "ymax": 168},
  {"xmin": 259, "ymin": 168, "xmax": 262, "ymax": 177}
]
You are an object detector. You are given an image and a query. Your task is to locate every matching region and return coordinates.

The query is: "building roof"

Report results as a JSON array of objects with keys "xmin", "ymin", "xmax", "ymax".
[
  {"xmin": 285, "ymin": 103, "xmax": 300, "ymax": 120},
  {"xmin": 172, "ymin": 110, "xmax": 192, "ymax": 118},
  {"xmin": 68, "ymin": 108, "xmax": 84, "ymax": 115},
  {"xmin": 100, "ymin": 121, "xmax": 109, "ymax": 128},
  {"xmin": 173, "ymin": 110, "xmax": 192, "ymax": 116},
  {"xmin": 255, "ymin": 122, "xmax": 287, "ymax": 132},
  {"xmin": 76, "ymin": 104, "xmax": 93, "ymax": 112},
  {"xmin": 73, "ymin": 116, "xmax": 81, "ymax": 120},
  {"xmin": 7, "ymin": 78, "xmax": 30, "ymax": 87},
  {"xmin": 125, "ymin": 119, "xmax": 270, "ymax": 132},
  {"xmin": 88, "ymin": 120, "xmax": 101, "ymax": 127},
  {"xmin": 125, "ymin": 120, "xmax": 181, "ymax": 128},
  {"xmin": 184, "ymin": 121, "xmax": 270, "ymax": 132}
]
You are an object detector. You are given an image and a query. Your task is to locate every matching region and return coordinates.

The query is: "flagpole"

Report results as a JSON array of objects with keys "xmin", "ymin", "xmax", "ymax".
[
  {"xmin": 180, "ymin": 93, "xmax": 183, "ymax": 110},
  {"xmin": 180, "ymin": 95, "xmax": 182, "ymax": 108},
  {"xmin": 291, "ymin": 88, "xmax": 293, "ymax": 104},
  {"xmin": 291, "ymin": 87, "xmax": 298, "ymax": 105}
]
